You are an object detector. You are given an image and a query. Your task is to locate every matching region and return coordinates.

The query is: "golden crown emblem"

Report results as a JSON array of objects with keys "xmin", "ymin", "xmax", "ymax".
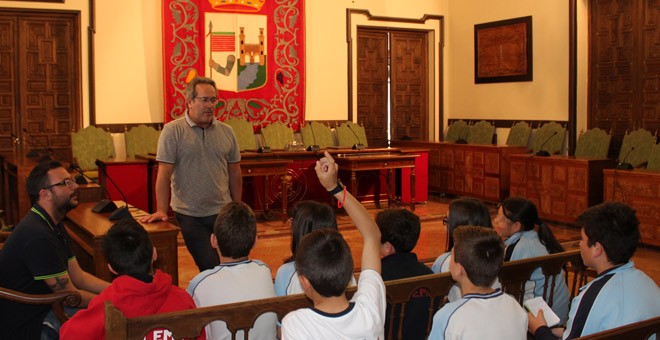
[{"xmin": 208, "ymin": 0, "xmax": 265, "ymax": 12}]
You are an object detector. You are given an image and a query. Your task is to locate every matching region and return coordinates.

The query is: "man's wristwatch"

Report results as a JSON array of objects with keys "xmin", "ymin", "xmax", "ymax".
[{"xmin": 327, "ymin": 180, "xmax": 344, "ymax": 195}]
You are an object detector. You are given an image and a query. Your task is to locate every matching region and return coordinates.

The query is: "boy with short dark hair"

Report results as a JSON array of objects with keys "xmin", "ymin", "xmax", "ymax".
[
  {"xmin": 376, "ymin": 208, "xmax": 433, "ymax": 339},
  {"xmin": 429, "ymin": 226, "xmax": 527, "ymax": 340},
  {"xmin": 60, "ymin": 219, "xmax": 199, "ymax": 339},
  {"xmin": 281, "ymin": 152, "xmax": 385, "ymax": 339},
  {"xmin": 529, "ymin": 202, "xmax": 660, "ymax": 339},
  {"xmin": 187, "ymin": 201, "xmax": 276, "ymax": 340}
]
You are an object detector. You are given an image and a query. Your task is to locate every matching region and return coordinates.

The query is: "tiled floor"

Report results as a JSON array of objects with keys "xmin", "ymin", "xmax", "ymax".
[{"xmin": 175, "ymin": 196, "xmax": 660, "ymax": 289}]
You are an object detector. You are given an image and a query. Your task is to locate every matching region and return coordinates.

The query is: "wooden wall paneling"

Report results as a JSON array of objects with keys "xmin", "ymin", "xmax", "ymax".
[{"xmin": 640, "ymin": 0, "xmax": 660, "ymax": 134}]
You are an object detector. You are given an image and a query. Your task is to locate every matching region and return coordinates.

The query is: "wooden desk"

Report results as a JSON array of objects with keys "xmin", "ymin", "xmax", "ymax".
[
  {"xmin": 603, "ymin": 169, "xmax": 660, "ymax": 246},
  {"xmin": 391, "ymin": 141, "xmax": 527, "ymax": 202},
  {"xmin": 241, "ymin": 158, "xmax": 292, "ymax": 223},
  {"xmin": 64, "ymin": 201, "xmax": 180, "ymax": 284},
  {"xmin": 334, "ymin": 153, "xmax": 418, "ymax": 211},
  {"xmin": 510, "ymin": 154, "xmax": 615, "ymax": 224}
]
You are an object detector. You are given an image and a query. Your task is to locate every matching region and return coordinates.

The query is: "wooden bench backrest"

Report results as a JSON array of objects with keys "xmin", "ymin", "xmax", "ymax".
[
  {"xmin": 105, "ymin": 250, "xmax": 591, "ymax": 339},
  {"xmin": 574, "ymin": 316, "xmax": 660, "ymax": 340}
]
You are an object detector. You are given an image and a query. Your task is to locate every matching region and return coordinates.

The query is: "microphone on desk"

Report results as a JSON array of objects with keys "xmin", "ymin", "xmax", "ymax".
[
  {"xmin": 616, "ymin": 146, "xmax": 634, "ymax": 170},
  {"xmin": 455, "ymin": 124, "xmax": 468, "ymax": 144},
  {"xmin": 306, "ymin": 124, "xmax": 320, "ymax": 152},
  {"xmin": 19, "ymin": 129, "xmax": 88, "ymax": 184},
  {"xmin": 347, "ymin": 124, "xmax": 365, "ymax": 150},
  {"xmin": 257, "ymin": 130, "xmax": 272, "ymax": 153},
  {"xmin": 93, "ymin": 160, "xmax": 132, "ymax": 220},
  {"xmin": 535, "ymin": 131, "xmax": 558, "ymax": 157}
]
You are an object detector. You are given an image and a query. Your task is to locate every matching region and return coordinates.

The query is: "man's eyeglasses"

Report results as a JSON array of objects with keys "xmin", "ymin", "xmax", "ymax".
[
  {"xmin": 195, "ymin": 97, "xmax": 218, "ymax": 104},
  {"xmin": 43, "ymin": 178, "xmax": 76, "ymax": 190}
]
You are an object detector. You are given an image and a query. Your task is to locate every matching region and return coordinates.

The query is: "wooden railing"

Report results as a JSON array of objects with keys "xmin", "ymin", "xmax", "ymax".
[{"xmin": 106, "ymin": 250, "xmax": 594, "ymax": 339}]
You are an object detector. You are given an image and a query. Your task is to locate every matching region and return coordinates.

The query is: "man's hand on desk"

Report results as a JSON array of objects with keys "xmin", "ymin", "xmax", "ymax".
[{"xmin": 139, "ymin": 211, "xmax": 168, "ymax": 223}]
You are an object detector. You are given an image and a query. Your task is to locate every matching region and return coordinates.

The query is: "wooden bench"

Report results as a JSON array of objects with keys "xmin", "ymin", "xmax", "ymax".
[
  {"xmin": 105, "ymin": 250, "xmax": 592, "ymax": 339},
  {"xmin": 0, "ymin": 287, "xmax": 81, "ymax": 323}
]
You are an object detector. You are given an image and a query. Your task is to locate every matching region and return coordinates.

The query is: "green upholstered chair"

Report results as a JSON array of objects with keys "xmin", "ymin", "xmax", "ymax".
[
  {"xmin": 301, "ymin": 121, "xmax": 334, "ymax": 149},
  {"xmin": 71, "ymin": 126, "xmax": 115, "ymax": 181},
  {"xmin": 532, "ymin": 122, "xmax": 566, "ymax": 155},
  {"xmin": 336, "ymin": 121, "xmax": 368, "ymax": 148},
  {"xmin": 445, "ymin": 120, "xmax": 469, "ymax": 142},
  {"xmin": 506, "ymin": 121, "xmax": 532, "ymax": 147},
  {"xmin": 646, "ymin": 143, "xmax": 660, "ymax": 171},
  {"xmin": 618, "ymin": 129, "xmax": 656, "ymax": 168},
  {"xmin": 574, "ymin": 128, "xmax": 611, "ymax": 158},
  {"xmin": 260, "ymin": 122, "xmax": 295, "ymax": 150},
  {"xmin": 124, "ymin": 125, "xmax": 160, "ymax": 157},
  {"xmin": 467, "ymin": 120, "xmax": 495, "ymax": 145},
  {"xmin": 225, "ymin": 118, "xmax": 257, "ymax": 151}
]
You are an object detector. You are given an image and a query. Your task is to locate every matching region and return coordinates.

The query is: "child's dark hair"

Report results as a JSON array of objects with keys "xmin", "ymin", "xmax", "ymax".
[
  {"xmin": 446, "ymin": 198, "xmax": 493, "ymax": 251},
  {"xmin": 286, "ymin": 201, "xmax": 337, "ymax": 263},
  {"xmin": 376, "ymin": 208, "xmax": 421, "ymax": 253},
  {"xmin": 576, "ymin": 202, "xmax": 640, "ymax": 265},
  {"xmin": 295, "ymin": 229, "xmax": 353, "ymax": 297},
  {"xmin": 500, "ymin": 197, "xmax": 564, "ymax": 254},
  {"xmin": 213, "ymin": 202, "xmax": 257, "ymax": 259},
  {"xmin": 453, "ymin": 226, "xmax": 504, "ymax": 287},
  {"xmin": 102, "ymin": 219, "xmax": 153, "ymax": 275}
]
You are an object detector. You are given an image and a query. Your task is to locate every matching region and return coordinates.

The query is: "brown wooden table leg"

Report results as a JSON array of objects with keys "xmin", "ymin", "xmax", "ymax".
[
  {"xmin": 281, "ymin": 174, "xmax": 290, "ymax": 223},
  {"xmin": 411, "ymin": 167, "xmax": 416, "ymax": 211}
]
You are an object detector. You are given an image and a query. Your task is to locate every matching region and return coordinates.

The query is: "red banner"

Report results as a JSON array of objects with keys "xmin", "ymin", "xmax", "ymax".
[{"xmin": 162, "ymin": 0, "xmax": 305, "ymax": 131}]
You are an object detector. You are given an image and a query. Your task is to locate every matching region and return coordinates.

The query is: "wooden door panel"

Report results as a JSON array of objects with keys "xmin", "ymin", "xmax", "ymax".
[
  {"xmin": 391, "ymin": 31, "xmax": 428, "ymax": 142},
  {"xmin": 0, "ymin": 17, "xmax": 17, "ymax": 152},
  {"xmin": 588, "ymin": 0, "xmax": 657, "ymax": 158},
  {"xmin": 18, "ymin": 14, "xmax": 79, "ymax": 162},
  {"xmin": 357, "ymin": 30, "xmax": 388, "ymax": 147}
]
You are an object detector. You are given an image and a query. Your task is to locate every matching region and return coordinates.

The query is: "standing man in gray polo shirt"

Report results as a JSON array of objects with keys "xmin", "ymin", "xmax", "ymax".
[{"xmin": 141, "ymin": 77, "xmax": 242, "ymax": 271}]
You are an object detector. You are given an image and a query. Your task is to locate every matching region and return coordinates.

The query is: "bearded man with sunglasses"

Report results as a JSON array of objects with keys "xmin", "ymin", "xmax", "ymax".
[{"xmin": 0, "ymin": 160, "xmax": 110, "ymax": 339}]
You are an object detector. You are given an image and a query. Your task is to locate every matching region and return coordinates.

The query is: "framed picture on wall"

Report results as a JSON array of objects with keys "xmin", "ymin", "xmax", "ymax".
[{"xmin": 474, "ymin": 16, "xmax": 532, "ymax": 84}]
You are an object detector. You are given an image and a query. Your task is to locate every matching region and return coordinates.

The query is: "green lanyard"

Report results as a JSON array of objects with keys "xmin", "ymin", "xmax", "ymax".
[{"xmin": 31, "ymin": 206, "xmax": 56, "ymax": 233}]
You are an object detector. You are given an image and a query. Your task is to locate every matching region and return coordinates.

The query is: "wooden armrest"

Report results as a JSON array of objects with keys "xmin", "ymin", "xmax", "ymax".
[{"xmin": 0, "ymin": 287, "xmax": 82, "ymax": 323}]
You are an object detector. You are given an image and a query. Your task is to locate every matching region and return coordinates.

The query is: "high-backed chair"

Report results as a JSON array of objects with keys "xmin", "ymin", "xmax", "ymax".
[
  {"xmin": 467, "ymin": 120, "xmax": 495, "ymax": 145},
  {"xmin": 574, "ymin": 128, "xmax": 611, "ymax": 158},
  {"xmin": 445, "ymin": 120, "xmax": 469, "ymax": 142},
  {"xmin": 301, "ymin": 122, "xmax": 334, "ymax": 149},
  {"xmin": 618, "ymin": 129, "xmax": 656, "ymax": 168},
  {"xmin": 124, "ymin": 125, "xmax": 160, "ymax": 157},
  {"xmin": 532, "ymin": 122, "xmax": 566, "ymax": 155},
  {"xmin": 71, "ymin": 126, "xmax": 115, "ymax": 181},
  {"xmin": 336, "ymin": 121, "xmax": 368, "ymax": 148},
  {"xmin": 225, "ymin": 118, "xmax": 258, "ymax": 151},
  {"xmin": 646, "ymin": 143, "xmax": 660, "ymax": 171},
  {"xmin": 260, "ymin": 122, "xmax": 294, "ymax": 150},
  {"xmin": 506, "ymin": 121, "xmax": 532, "ymax": 147}
]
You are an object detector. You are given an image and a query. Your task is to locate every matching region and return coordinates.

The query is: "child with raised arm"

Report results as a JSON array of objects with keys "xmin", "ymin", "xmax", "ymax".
[
  {"xmin": 281, "ymin": 152, "xmax": 385, "ymax": 339},
  {"xmin": 428, "ymin": 226, "xmax": 527, "ymax": 340}
]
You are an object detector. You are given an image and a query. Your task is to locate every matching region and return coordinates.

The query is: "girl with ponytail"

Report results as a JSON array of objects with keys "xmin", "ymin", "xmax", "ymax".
[{"xmin": 494, "ymin": 196, "xmax": 569, "ymax": 323}]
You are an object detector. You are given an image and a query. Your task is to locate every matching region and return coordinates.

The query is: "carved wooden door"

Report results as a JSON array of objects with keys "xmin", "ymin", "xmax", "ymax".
[
  {"xmin": 391, "ymin": 31, "xmax": 428, "ymax": 142},
  {"xmin": 357, "ymin": 28, "xmax": 429, "ymax": 147},
  {"xmin": 357, "ymin": 29, "xmax": 389, "ymax": 147},
  {"xmin": 588, "ymin": 0, "xmax": 660, "ymax": 158},
  {"xmin": 0, "ymin": 10, "xmax": 80, "ymax": 161}
]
